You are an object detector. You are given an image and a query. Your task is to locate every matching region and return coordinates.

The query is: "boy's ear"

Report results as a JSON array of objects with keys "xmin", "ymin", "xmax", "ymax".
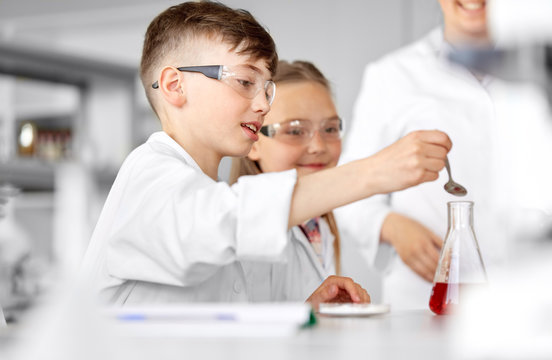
[
  {"xmin": 158, "ymin": 66, "xmax": 186, "ymax": 107},
  {"xmin": 247, "ymin": 142, "xmax": 261, "ymax": 161}
]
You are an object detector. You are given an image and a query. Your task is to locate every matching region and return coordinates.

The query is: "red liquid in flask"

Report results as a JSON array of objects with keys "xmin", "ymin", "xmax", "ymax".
[
  {"xmin": 429, "ymin": 282, "xmax": 457, "ymax": 315},
  {"xmin": 429, "ymin": 282, "xmax": 485, "ymax": 315}
]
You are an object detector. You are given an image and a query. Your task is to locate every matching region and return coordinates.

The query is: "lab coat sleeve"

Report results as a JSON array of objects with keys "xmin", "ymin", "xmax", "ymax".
[
  {"xmin": 335, "ymin": 62, "xmax": 397, "ymax": 266},
  {"xmin": 105, "ymin": 147, "xmax": 296, "ymax": 288},
  {"xmin": 233, "ymin": 172, "xmax": 296, "ymax": 260}
]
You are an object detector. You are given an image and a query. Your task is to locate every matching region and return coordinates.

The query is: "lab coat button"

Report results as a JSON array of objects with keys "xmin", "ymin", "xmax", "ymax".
[{"xmin": 233, "ymin": 281, "xmax": 242, "ymax": 293}]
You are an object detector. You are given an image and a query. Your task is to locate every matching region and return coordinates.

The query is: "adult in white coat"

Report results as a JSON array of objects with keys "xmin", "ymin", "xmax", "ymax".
[{"xmin": 335, "ymin": 0, "xmax": 508, "ymax": 310}]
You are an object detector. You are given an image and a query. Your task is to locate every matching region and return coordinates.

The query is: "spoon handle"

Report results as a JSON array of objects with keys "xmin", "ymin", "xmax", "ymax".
[{"xmin": 445, "ymin": 157, "xmax": 452, "ymax": 178}]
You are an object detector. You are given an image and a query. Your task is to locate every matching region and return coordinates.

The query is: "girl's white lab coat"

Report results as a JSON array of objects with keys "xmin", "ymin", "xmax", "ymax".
[
  {"xmin": 242, "ymin": 218, "xmax": 336, "ymax": 302},
  {"xmin": 81, "ymin": 131, "xmax": 300, "ymax": 305},
  {"xmin": 335, "ymin": 27, "xmax": 509, "ymax": 310}
]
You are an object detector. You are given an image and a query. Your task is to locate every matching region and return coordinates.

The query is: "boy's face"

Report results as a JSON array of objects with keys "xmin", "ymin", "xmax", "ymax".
[
  {"xmin": 248, "ymin": 81, "xmax": 341, "ymax": 178},
  {"xmin": 439, "ymin": 0, "xmax": 488, "ymax": 42},
  {"xmin": 170, "ymin": 38, "xmax": 273, "ymax": 164}
]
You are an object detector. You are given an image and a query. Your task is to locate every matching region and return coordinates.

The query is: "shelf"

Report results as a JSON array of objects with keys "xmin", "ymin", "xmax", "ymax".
[
  {"xmin": 14, "ymin": 191, "xmax": 54, "ymax": 209},
  {"xmin": 0, "ymin": 159, "xmax": 55, "ymax": 191},
  {"xmin": 0, "ymin": 39, "xmax": 137, "ymax": 87},
  {"xmin": 13, "ymin": 78, "xmax": 80, "ymax": 120},
  {"xmin": 0, "ymin": 159, "xmax": 119, "ymax": 191}
]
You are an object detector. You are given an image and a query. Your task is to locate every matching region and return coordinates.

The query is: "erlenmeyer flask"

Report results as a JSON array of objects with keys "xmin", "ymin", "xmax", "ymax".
[{"xmin": 429, "ymin": 201, "xmax": 487, "ymax": 315}]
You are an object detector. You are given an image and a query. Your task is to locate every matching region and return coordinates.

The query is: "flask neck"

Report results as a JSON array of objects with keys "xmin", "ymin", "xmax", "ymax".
[{"xmin": 448, "ymin": 201, "xmax": 474, "ymax": 229}]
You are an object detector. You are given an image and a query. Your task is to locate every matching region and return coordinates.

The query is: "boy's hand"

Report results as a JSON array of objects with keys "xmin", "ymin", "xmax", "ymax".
[
  {"xmin": 368, "ymin": 130, "xmax": 452, "ymax": 194},
  {"xmin": 306, "ymin": 275, "xmax": 371, "ymax": 311}
]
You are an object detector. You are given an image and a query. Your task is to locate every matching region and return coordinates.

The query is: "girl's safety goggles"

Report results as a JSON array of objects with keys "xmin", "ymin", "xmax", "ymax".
[{"xmin": 259, "ymin": 117, "xmax": 343, "ymax": 145}]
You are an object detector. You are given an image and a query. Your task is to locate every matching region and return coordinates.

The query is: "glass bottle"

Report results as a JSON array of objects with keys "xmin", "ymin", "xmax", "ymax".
[{"xmin": 429, "ymin": 201, "xmax": 487, "ymax": 315}]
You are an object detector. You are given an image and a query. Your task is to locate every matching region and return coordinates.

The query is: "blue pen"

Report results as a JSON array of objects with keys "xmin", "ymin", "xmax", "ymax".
[{"xmin": 117, "ymin": 312, "xmax": 236, "ymax": 322}]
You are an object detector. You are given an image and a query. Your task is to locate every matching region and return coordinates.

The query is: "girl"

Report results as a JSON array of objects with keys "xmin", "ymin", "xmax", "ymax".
[{"xmin": 230, "ymin": 60, "xmax": 344, "ymax": 301}]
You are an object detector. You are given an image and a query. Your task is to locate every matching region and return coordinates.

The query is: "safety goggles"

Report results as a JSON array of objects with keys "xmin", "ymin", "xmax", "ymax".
[
  {"xmin": 152, "ymin": 65, "xmax": 276, "ymax": 105},
  {"xmin": 259, "ymin": 117, "xmax": 343, "ymax": 145}
]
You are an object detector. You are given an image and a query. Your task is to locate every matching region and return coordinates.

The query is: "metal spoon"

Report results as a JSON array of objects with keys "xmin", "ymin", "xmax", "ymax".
[{"xmin": 444, "ymin": 157, "xmax": 467, "ymax": 196}]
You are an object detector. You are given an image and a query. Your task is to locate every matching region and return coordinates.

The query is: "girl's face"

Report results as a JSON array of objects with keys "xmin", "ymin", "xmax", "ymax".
[{"xmin": 248, "ymin": 81, "xmax": 341, "ymax": 177}]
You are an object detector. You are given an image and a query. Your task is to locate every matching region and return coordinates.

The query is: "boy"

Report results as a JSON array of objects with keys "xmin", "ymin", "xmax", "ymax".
[{"xmin": 81, "ymin": 1, "xmax": 451, "ymax": 309}]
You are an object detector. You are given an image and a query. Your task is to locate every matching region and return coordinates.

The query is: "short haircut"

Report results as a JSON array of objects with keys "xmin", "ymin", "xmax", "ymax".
[{"xmin": 140, "ymin": 1, "xmax": 278, "ymax": 112}]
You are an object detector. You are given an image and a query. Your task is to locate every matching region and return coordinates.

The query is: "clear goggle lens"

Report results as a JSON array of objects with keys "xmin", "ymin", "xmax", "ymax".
[{"xmin": 260, "ymin": 118, "xmax": 343, "ymax": 145}]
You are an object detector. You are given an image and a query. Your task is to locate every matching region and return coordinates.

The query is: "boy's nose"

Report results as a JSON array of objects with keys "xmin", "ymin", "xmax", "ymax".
[{"xmin": 251, "ymin": 91, "xmax": 271, "ymax": 115}]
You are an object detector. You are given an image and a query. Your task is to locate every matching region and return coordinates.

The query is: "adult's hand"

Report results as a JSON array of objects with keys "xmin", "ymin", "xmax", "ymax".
[{"xmin": 381, "ymin": 212, "xmax": 443, "ymax": 282}]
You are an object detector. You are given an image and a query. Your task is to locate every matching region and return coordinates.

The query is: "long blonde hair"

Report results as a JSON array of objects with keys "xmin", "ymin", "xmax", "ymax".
[{"xmin": 228, "ymin": 60, "xmax": 341, "ymax": 275}]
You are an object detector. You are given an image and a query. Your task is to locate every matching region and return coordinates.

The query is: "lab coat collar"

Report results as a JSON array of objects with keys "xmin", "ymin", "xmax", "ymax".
[
  {"xmin": 430, "ymin": 27, "xmax": 493, "ymax": 86},
  {"xmin": 291, "ymin": 226, "xmax": 328, "ymax": 279},
  {"xmin": 146, "ymin": 131, "xmax": 203, "ymax": 173},
  {"xmin": 424, "ymin": 27, "xmax": 448, "ymax": 61}
]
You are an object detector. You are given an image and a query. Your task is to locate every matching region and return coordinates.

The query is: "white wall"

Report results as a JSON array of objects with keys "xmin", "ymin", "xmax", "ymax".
[
  {"xmin": 225, "ymin": 0, "xmax": 442, "ymax": 126},
  {"xmin": 0, "ymin": 0, "xmax": 442, "ymax": 128}
]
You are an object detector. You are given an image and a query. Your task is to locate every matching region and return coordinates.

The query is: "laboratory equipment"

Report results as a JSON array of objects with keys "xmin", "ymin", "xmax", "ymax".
[
  {"xmin": 443, "ymin": 157, "xmax": 467, "ymax": 196},
  {"xmin": 429, "ymin": 201, "xmax": 487, "ymax": 315}
]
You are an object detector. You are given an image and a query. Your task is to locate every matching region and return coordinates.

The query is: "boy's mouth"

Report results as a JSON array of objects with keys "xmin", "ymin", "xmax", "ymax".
[
  {"xmin": 240, "ymin": 121, "xmax": 262, "ymax": 141},
  {"xmin": 241, "ymin": 123, "xmax": 258, "ymax": 133}
]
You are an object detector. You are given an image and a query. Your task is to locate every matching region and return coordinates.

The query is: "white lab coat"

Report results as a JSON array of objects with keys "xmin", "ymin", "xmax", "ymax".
[
  {"xmin": 243, "ymin": 218, "xmax": 336, "ymax": 302},
  {"xmin": 81, "ymin": 131, "xmax": 298, "ymax": 305},
  {"xmin": 335, "ymin": 28, "xmax": 509, "ymax": 310}
]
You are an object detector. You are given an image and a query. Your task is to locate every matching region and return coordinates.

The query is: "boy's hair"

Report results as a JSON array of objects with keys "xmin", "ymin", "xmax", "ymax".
[
  {"xmin": 228, "ymin": 60, "xmax": 340, "ymax": 274},
  {"xmin": 140, "ymin": 1, "xmax": 278, "ymax": 113}
]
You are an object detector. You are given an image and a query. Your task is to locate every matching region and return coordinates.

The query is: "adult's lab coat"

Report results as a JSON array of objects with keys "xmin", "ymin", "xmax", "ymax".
[
  {"xmin": 335, "ymin": 27, "xmax": 511, "ymax": 310},
  {"xmin": 243, "ymin": 218, "xmax": 336, "ymax": 302},
  {"xmin": 81, "ymin": 131, "xmax": 297, "ymax": 305}
]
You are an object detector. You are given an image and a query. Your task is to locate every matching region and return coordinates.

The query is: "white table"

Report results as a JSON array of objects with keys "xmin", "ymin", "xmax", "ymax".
[
  {"xmin": 0, "ymin": 307, "xmax": 467, "ymax": 360},
  {"xmin": 105, "ymin": 310, "xmax": 454, "ymax": 360}
]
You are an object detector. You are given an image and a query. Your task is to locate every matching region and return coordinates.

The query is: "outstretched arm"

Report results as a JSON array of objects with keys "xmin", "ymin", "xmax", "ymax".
[{"xmin": 289, "ymin": 130, "xmax": 452, "ymax": 227}]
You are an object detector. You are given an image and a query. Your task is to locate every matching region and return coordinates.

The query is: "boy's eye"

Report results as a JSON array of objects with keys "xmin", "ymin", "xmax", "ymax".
[{"xmin": 236, "ymin": 78, "xmax": 255, "ymax": 88}]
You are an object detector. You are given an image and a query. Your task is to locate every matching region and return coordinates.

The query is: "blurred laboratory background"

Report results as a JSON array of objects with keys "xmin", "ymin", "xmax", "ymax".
[{"xmin": 1, "ymin": 0, "xmax": 552, "ymax": 330}]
